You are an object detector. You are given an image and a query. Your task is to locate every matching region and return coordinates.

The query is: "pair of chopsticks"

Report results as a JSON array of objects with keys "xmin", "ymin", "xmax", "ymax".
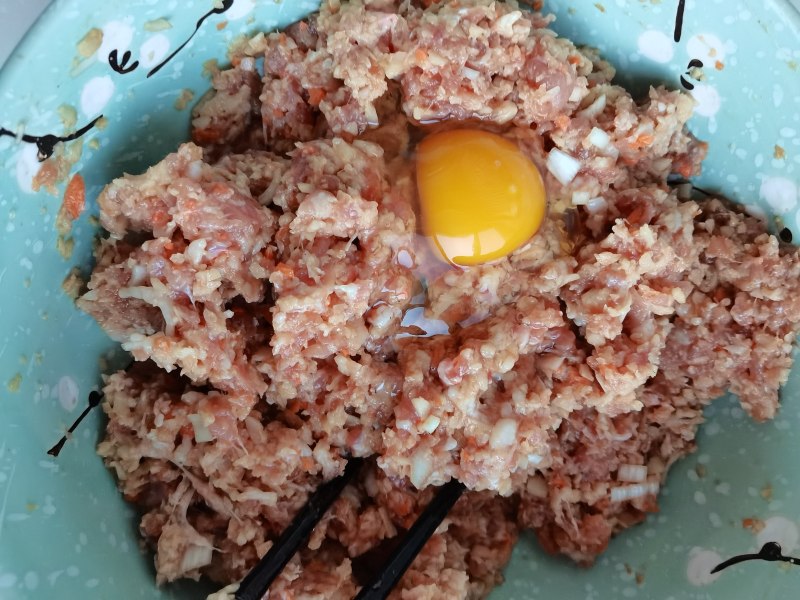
[
  {"xmin": 235, "ymin": 458, "xmax": 465, "ymax": 600},
  {"xmin": 46, "ymin": 388, "xmax": 464, "ymax": 599}
]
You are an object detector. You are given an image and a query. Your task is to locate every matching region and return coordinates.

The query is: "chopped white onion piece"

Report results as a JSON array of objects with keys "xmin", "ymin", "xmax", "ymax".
[
  {"xmin": 587, "ymin": 127, "xmax": 611, "ymax": 149},
  {"xmin": 187, "ymin": 160, "xmax": 204, "ymax": 180},
  {"xmin": 578, "ymin": 94, "xmax": 607, "ymax": 118},
  {"xmin": 186, "ymin": 238, "xmax": 207, "ymax": 265},
  {"xmin": 592, "ymin": 156, "xmax": 617, "ymax": 170},
  {"xmin": 427, "ymin": 52, "xmax": 447, "ymax": 67},
  {"xmin": 462, "ymin": 66, "xmax": 480, "ymax": 81},
  {"xmin": 334, "ymin": 354, "xmax": 362, "ymax": 377},
  {"xmin": 188, "ymin": 414, "xmax": 215, "ymax": 443},
  {"xmin": 409, "ymin": 449, "xmax": 432, "ymax": 488},
  {"xmin": 568, "ymin": 86, "xmax": 585, "ymax": 103},
  {"xmin": 244, "ymin": 416, "xmax": 265, "ymax": 445},
  {"xmin": 652, "ymin": 157, "xmax": 672, "ymax": 171},
  {"xmin": 610, "ymin": 482, "xmax": 659, "ymax": 502},
  {"xmin": 180, "ymin": 543, "xmax": 213, "ymax": 573},
  {"xmin": 234, "ymin": 488, "xmax": 278, "ymax": 506},
  {"xmin": 383, "ymin": 52, "xmax": 409, "ymax": 79},
  {"xmin": 546, "ymin": 149, "xmax": 581, "ymax": 185},
  {"xmin": 489, "ymin": 418, "xmax": 518, "ymax": 448},
  {"xmin": 494, "ymin": 101, "xmax": 519, "ymax": 124},
  {"xmin": 585, "ymin": 197, "xmax": 608, "ymax": 214},
  {"xmin": 411, "ymin": 396, "xmax": 431, "ymax": 417},
  {"xmin": 495, "ymin": 11, "xmax": 522, "ymax": 36},
  {"xmin": 365, "ymin": 103, "xmax": 379, "ymax": 127},
  {"xmin": 617, "ymin": 464, "xmax": 648, "ymax": 483},
  {"xmin": 572, "ymin": 191, "xmax": 591, "ymax": 205},
  {"xmin": 207, "ymin": 583, "xmax": 240, "ymax": 600},
  {"xmin": 536, "ymin": 354, "xmax": 565, "ymax": 376},
  {"xmin": 396, "ymin": 249, "xmax": 414, "ymax": 268},
  {"xmin": 420, "ymin": 415, "xmax": 440, "ymax": 433},
  {"xmin": 334, "ymin": 283, "xmax": 361, "ymax": 301},
  {"xmin": 129, "ymin": 264, "xmax": 148, "ymax": 286}
]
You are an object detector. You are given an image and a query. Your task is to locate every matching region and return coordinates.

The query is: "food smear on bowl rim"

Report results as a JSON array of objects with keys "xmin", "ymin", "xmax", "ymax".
[{"xmin": 67, "ymin": 0, "xmax": 800, "ymax": 597}]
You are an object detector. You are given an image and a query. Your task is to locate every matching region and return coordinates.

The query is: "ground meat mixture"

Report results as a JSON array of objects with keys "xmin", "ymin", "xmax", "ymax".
[{"xmin": 78, "ymin": 0, "xmax": 800, "ymax": 597}]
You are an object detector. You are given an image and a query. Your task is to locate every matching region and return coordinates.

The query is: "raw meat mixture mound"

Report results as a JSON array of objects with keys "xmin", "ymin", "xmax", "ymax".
[{"xmin": 78, "ymin": 0, "xmax": 800, "ymax": 596}]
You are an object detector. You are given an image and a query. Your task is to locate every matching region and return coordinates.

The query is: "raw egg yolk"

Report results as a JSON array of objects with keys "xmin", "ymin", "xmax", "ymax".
[{"xmin": 415, "ymin": 129, "xmax": 547, "ymax": 266}]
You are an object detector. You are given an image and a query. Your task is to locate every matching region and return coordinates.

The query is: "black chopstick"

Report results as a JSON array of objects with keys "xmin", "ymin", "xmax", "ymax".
[
  {"xmin": 235, "ymin": 457, "xmax": 365, "ymax": 600},
  {"xmin": 47, "ymin": 391, "xmax": 104, "ymax": 457},
  {"xmin": 48, "ymin": 361, "xmax": 134, "ymax": 457},
  {"xmin": 235, "ymin": 463, "xmax": 465, "ymax": 600},
  {"xmin": 353, "ymin": 479, "xmax": 466, "ymax": 600}
]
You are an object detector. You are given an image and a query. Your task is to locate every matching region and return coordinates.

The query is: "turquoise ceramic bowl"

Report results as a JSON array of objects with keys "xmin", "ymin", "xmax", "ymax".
[{"xmin": 1, "ymin": 1, "xmax": 799, "ymax": 598}]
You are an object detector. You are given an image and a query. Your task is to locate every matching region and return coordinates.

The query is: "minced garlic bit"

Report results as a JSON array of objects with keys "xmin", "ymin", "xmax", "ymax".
[
  {"xmin": 174, "ymin": 89, "xmax": 195, "ymax": 111},
  {"xmin": 56, "ymin": 235, "xmax": 74, "ymax": 260},
  {"xmin": 202, "ymin": 58, "xmax": 220, "ymax": 79},
  {"xmin": 6, "ymin": 373, "xmax": 22, "ymax": 393},
  {"xmin": 57, "ymin": 104, "xmax": 78, "ymax": 131},
  {"xmin": 76, "ymin": 28, "xmax": 103, "ymax": 58},
  {"xmin": 144, "ymin": 18, "xmax": 172, "ymax": 32},
  {"xmin": 62, "ymin": 267, "xmax": 86, "ymax": 300}
]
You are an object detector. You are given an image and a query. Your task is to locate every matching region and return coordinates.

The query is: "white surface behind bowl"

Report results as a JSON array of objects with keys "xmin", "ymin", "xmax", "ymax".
[{"xmin": 0, "ymin": 0, "xmax": 51, "ymax": 68}]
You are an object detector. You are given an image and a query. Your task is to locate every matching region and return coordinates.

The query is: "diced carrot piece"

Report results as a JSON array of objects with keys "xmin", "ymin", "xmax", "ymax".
[
  {"xmin": 674, "ymin": 159, "xmax": 694, "ymax": 178},
  {"xmin": 193, "ymin": 127, "xmax": 223, "ymax": 145},
  {"xmin": 638, "ymin": 133, "xmax": 655, "ymax": 146},
  {"xmin": 630, "ymin": 133, "xmax": 655, "ymax": 149},
  {"xmin": 393, "ymin": 495, "xmax": 413, "ymax": 517},
  {"xmin": 555, "ymin": 115, "xmax": 570, "ymax": 130},
  {"xmin": 275, "ymin": 263, "xmax": 295, "ymax": 278},
  {"xmin": 152, "ymin": 210, "xmax": 170, "ymax": 228},
  {"xmin": 567, "ymin": 55, "xmax": 581, "ymax": 65},
  {"xmin": 63, "ymin": 173, "xmax": 86, "ymax": 221},
  {"xmin": 626, "ymin": 205, "xmax": 647, "ymax": 225},
  {"xmin": 308, "ymin": 87, "xmax": 326, "ymax": 106},
  {"xmin": 415, "ymin": 48, "xmax": 428, "ymax": 62}
]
